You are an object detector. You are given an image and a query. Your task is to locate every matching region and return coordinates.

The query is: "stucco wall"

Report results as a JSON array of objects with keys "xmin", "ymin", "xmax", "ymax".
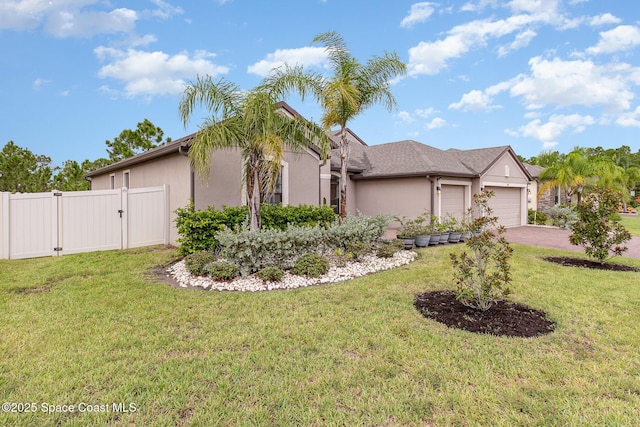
[
  {"xmin": 482, "ymin": 152, "xmax": 529, "ymax": 186},
  {"xmin": 194, "ymin": 148, "xmax": 244, "ymax": 210},
  {"xmin": 286, "ymin": 150, "xmax": 321, "ymax": 206}
]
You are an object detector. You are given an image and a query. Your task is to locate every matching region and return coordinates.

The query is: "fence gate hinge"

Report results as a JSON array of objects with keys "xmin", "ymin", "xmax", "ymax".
[
  {"xmin": 54, "ymin": 247, "xmax": 62, "ymax": 252},
  {"xmin": 53, "ymin": 192, "xmax": 62, "ymax": 197}
]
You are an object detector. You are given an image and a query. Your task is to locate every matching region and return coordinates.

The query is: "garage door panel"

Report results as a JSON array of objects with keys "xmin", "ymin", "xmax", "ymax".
[
  {"xmin": 486, "ymin": 187, "xmax": 521, "ymax": 227},
  {"xmin": 441, "ymin": 185, "xmax": 465, "ymax": 220}
]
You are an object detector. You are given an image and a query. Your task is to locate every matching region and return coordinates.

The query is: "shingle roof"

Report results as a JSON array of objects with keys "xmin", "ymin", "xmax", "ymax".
[{"xmin": 331, "ymin": 140, "xmax": 530, "ymax": 180}]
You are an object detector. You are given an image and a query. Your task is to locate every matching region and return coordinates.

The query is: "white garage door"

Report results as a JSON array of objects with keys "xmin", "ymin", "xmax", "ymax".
[
  {"xmin": 441, "ymin": 185, "xmax": 465, "ymax": 220},
  {"xmin": 486, "ymin": 186, "xmax": 522, "ymax": 227}
]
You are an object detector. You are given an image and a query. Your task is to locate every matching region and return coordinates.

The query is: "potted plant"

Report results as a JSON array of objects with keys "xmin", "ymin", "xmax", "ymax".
[
  {"xmin": 447, "ymin": 216, "xmax": 463, "ymax": 243},
  {"xmin": 396, "ymin": 217, "xmax": 417, "ymax": 249},
  {"xmin": 413, "ymin": 213, "xmax": 431, "ymax": 247},
  {"xmin": 438, "ymin": 217, "xmax": 450, "ymax": 244},
  {"xmin": 428, "ymin": 216, "xmax": 441, "ymax": 246}
]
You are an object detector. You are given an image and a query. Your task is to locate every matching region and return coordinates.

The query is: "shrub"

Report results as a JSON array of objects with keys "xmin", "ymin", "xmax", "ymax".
[
  {"xmin": 450, "ymin": 191, "xmax": 513, "ymax": 312},
  {"xmin": 256, "ymin": 266, "xmax": 285, "ymax": 283},
  {"xmin": 291, "ymin": 253, "xmax": 330, "ymax": 278},
  {"xmin": 324, "ymin": 213, "xmax": 393, "ymax": 251},
  {"xmin": 569, "ymin": 188, "xmax": 632, "ymax": 262},
  {"xmin": 205, "ymin": 261, "xmax": 239, "ymax": 281},
  {"xmin": 184, "ymin": 250, "xmax": 217, "ymax": 276},
  {"xmin": 528, "ymin": 209, "xmax": 548, "ymax": 225},
  {"xmin": 545, "ymin": 205, "xmax": 577, "ymax": 228},
  {"xmin": 377, "ymin": 239, "xmax": 404, "ymax": 258},
  {"xmin": 175, "ymin": 203, "xmax": 337, "ymax": 255}
]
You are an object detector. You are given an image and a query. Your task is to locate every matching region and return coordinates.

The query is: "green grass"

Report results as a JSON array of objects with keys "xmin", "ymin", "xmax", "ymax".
[
  {"xmin": 1, "ymin": 244, "xmax": 639, "ymax": 426},
  {"xmin": 620, "ymin": 214, "xmax": 640, "ymax": 236}
]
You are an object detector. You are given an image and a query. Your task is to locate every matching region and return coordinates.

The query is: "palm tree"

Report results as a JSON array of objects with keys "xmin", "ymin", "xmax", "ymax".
[
  {"xmin": 179, "ymin": 75, "xmax": 330, "ymax": 231},
  {"xmin": 538, "ymin": 150, "xmax": 592, "ymax": 205},
  {"xmin": 263, "ymin": 31, "xmax": 406, "ymax": 217}
]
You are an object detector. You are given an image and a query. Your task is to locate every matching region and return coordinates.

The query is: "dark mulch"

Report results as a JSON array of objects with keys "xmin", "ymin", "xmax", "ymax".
[
  {"xmin": 544, "ymin": 256, "xmax": 640, "ymax": 272},
  {"xmin": 414, "ymin": 290, "xmax": 555, "ymax": 337}
]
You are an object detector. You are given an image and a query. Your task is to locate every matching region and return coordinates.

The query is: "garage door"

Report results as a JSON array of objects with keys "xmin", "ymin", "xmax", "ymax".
[
  {"xmin": 486, "ymin": 186, "xmax": 522, "ymax": 227},
  {"xmin": 441, "ymin": 185, "xmax": 465, "ymax": 220}
]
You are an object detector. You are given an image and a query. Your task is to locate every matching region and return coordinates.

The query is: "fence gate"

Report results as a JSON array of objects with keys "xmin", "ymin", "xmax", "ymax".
[{"xmin": 0, "ymin": 186, "xmax": 168, "ymax": 260}]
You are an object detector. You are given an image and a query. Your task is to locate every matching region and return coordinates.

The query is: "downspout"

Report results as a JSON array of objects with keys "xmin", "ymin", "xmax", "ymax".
[
  {"xmin": 179, "ymin": 145, "xmax": 195, "ymax": 205},
  {"xmin": 426, "ymin": 175, "xmax": 435, "ymax": 215}
]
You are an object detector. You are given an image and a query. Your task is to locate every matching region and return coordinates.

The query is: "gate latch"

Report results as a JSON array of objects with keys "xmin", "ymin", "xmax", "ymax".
[{"xmin": 118, "ymin": 209, "xmax": 124, "ymax": 218}]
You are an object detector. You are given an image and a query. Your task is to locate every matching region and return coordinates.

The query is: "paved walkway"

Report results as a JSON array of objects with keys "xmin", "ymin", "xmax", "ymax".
[{"xmin": 504, "ymin": 225, "xmax": 640, "ymax": 259}]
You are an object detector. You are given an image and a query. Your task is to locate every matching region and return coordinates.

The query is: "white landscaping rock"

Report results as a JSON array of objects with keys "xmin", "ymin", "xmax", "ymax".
[{"xmin": 167, "ymin": 251, "xmax": 417, "ymax": 292}]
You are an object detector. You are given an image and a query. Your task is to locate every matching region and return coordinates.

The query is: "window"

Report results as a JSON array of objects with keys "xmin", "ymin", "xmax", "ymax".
[
  {"xmin": 123, "ymin": 171, "xmax": 130, "ymax": 189},
  {"xmin": 330, "ymin": 175, "xmax": 339, "ymax": 214},
  {"xmin": 109, "ymin": 174, "xmax": 115, "ymax": 190},
  {"xmin": 268, "ymin": 169, "xmax": 283, "ymax": 205}
]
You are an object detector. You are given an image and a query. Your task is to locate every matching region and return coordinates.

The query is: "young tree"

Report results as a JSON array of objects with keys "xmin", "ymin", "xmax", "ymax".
[
  {"xmin": 179, "ymin": 76, "xmax": 330, "ymax": 231},
  {"xmin": 450, "ymin": 191, "xmax": 513, "ymax": 312},
  {"xmin": 569, "ymin": 188, "xmax": 631, "ymax": 263},
  {"xmin": 105, "ymin": 119, "xmax": 171, "ymax": 163},
  {"xmin": 262, "ymin": 31, "xmax": 406, "ymax": 217},
  {"xmin": 0, "ymin": 141, "xmax": 53, "ymax": 192}
]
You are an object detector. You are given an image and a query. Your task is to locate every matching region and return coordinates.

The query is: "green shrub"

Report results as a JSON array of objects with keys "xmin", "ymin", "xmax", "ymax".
[
  {"xmin": 528, "ymin": 209, "xmax": 548, "ymax": 225},
  {"xmin": 569, "ymin": 188, "xmax": 632, "ymax": 262},
  {"xmin": 175, "ymin": 203, "xmax": 337, "ymax": 255},
  {"xmin": 376, "ymin": 239, "xmax": 404, "ymax": 258},
  {"xmin": 450, "ymin": 191, "xmax": 513, "ymax": 312},
  {"xmin": 256, "ymin": 266, "xmax": 285, "ymax": 282},
  {"xmin": 184, "ymin": 250, "xmax": 218, "ymax": 276},
  {"xmin": 291, "ymin": 253, "xmax": 330, "ymax": 278},
  {"xmin": 205, "ymin": 261, "xmax": 239, "ymax": 281},
  {"xmin": 545, "ymin": 205, "xmax": 577, "ymax": 228},
  {"xmin": 324, "ymin": 213, "xmax": 393, "ymax": 252}
]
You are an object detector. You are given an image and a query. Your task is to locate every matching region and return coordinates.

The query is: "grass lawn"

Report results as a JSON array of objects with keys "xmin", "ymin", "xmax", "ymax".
[
  {"xmin": 620, "ymin": 214, "xmax": 640, "ymax": 236},
  {"xmin": 1, "ymin": 244, "xmax": 639, "ymax": 426}
]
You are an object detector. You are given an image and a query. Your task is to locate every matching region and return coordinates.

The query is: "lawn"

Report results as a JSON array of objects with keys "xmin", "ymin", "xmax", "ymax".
[
  {"xmin": 620, "ymin": 214, "xmax": 640, "ymax": 236},
  {"xmin": 1, "ymin": 244, "xmax": 639, "ymax": 426}
]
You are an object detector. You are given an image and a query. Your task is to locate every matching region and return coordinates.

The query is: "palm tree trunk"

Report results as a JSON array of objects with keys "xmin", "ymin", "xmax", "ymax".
[
  {"xmin": 339, "ymin": 127, "xmax": 349, "ymax": 219},
  {"xmin": 248, "ymin": 155, "xmax": 261, "ymax": 231}
]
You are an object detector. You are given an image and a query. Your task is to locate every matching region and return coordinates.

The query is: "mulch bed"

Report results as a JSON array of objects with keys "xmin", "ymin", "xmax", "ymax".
[
  {"xmin": 543, "ymin": 256, "xmax": 640, "ymax": 272},
  {"xmin": 414, "ymin": 290, "xmax": 556, "ymax": 338}
]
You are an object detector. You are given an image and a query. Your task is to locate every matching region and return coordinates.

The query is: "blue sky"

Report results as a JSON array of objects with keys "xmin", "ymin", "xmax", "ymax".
[{"xmin": 1, "ymin": 0, "xmax": 639, "ymax": 167}]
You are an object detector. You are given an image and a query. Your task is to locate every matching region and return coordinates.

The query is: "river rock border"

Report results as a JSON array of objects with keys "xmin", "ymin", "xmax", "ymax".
[{"xmin": 168, "ymin": 250, "xmax": 417, "ymax": 292}]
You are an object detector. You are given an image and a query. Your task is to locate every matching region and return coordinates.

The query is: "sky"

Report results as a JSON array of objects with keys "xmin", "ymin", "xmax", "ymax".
[{"xmin": 1, "ymin": 0, "xmax": 639, "ymax": 168}]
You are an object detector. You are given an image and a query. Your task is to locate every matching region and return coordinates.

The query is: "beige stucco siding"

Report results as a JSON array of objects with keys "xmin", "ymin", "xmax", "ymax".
[
  {"xmin": 480, "ymin": 152, "xmax": 529, "ymax": 226},
  {"xmin": 286, "ymin": 150, "xmax": 321, "ymax": 206},
  {"xmin": 482, "ymin": 152, "xmax": 529, "ymax": 186},
  {"xmin": 194, "ymin": 148, "xmax": 244, "ymax": 210},
  {"xmin": 355, "ymin": 177, "xmax": 431, "ymax": 224}
]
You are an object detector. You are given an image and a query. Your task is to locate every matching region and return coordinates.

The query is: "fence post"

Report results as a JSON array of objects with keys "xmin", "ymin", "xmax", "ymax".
[{"xmin": 1, "ymin": 192, "xmax": 9, "ymax": 259}]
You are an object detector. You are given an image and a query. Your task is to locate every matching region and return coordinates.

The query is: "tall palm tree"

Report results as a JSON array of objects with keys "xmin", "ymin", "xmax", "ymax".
[
  {"xmin": 263, "ymin": 31, "xmax": 406, "ymax": 217},
  {"xmin": 179, "ymin": 75, "xmax": 330, "ymax": 231}
]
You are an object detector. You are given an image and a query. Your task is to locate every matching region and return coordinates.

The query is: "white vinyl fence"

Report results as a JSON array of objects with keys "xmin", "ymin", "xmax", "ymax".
[{"xmin": 0, "ymin": 186, "xmax": 168, "ymax": 260}]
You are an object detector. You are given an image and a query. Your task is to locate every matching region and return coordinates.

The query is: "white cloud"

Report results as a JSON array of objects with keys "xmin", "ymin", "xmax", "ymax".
[
  {"xmin": 426, "ymin": 117, "xmax": 447, "ymax": 129},
  {"xmin": 589, "ymin": 13, "xmax": 621, "ymax": 27},
  {"xmin": 449, "ymin": 89, "xmax": 497, "ymax": 111},
  {"xmin": 586, "ymin": 25, "xmax": 640, "ymax": 55},
  {"xmin": 509, "ymin": 56, "xmax": 636, "ymax": 112},
  {"xmin": 543, "ymin": 141, "xmax": 559, "ymax": 149},
  {"xmin": 247, "ymin": 47, "xmax": 328, "ymax": 77},
  {"xmin": 147, "ymin": 0, "xmax": 183, "ymax": 20},
  {"xmin": 498, "ymin": 28, "xmax": 536, "ymax": 57},
  {"xmin": 460, "ymin": 0, "xmax": 498, "ymax": 13},
  {"xmin": 616, "ymin": 106, "xmax": 640, "ymax": 127},
  {"xmin": 397, "ymin": 111, "xmax": 415, "ymax": 123},
  {"xmin": 400, "ymin": 2, "xmax": 435, "ymax": 29},
  {"xmin": 45, "ymin": 7, "xmax": 137, "ymax": 38},
  {"xmin": 32, "ymin": 77, "xmax": 51, "ymax": 90},
  {"xmin": 513, "ymin": 113, "xmax": 595, "ymax": 142},
  {"xmin": 415, "ymin": 107, "xmax": 436, "ymax": 118},
  {"xmin": 95, "ymin": 47, "xmax": 229, "ymax": 97}
]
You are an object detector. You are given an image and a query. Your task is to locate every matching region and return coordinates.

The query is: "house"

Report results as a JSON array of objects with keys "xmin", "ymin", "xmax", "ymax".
[{"xmin": 86, "ymin": 103, "xmax": 534, "ymax": 245}]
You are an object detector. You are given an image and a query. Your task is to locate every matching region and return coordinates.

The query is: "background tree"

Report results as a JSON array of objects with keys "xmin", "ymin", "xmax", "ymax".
[
  {"xmin": 0, "ymin": 141, "xmax": 53, "ymax": 192},
  {"xmin": 179, "ymin": 75, "xmax": 331, "ymax": 231},
  {"xmin": 53, "ymin": 160, "xmax": 90, "ymax": 191},
  {"xmin": 105, "ymin": 118, "xmax": 171, "ymax": 163},
  {"xmin": 538, "ymin": 150, "xmax": 592, "ymax": 205},
  {"xmin": 263, "ymin": 31, "xmax": 406, "ymax": 217}
]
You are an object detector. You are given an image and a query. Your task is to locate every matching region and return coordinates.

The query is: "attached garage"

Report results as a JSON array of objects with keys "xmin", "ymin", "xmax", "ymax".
[
  {"xmin": 440, "ymin": 184, "xmax": 465, "ymax": 220},
  {"xmin": 486, "ymin": 186, "xmax": 523, "ymax": 227}
]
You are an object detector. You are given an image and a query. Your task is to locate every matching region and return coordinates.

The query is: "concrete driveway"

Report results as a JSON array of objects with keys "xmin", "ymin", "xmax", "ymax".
[{"xmin": 504, "ymin": 225, "xmax": 640, "ymax": 259}]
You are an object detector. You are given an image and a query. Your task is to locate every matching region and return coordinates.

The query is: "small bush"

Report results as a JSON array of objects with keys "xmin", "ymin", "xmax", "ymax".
[
  {"xmin": 377, "ymin": 239, "xmax": 404, "ymax": 258},
  {"xmin": 528, "ymin": 209, "xmax": 548, "ymax": 225},
  {"xmin": 256, "ymin": 266, "xmax": 285, "ymax": 282},
  {"xmin": 184, "ymin": 250, "xmax": 217, "ymax": 276},
  {"xmin": 570, "ymin": 188, "xmax": 631, "ymax": 262},
  {"xmin": 205, "ymin": 261, "xmax": 239, "ymax": 281},
  {"xmin": 291, "ymin": 253, "xmax": 330, "ymax": 278},
  {"xmin": 545, "ymin": 205, "xmax": 577, "ymax": 228}
]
